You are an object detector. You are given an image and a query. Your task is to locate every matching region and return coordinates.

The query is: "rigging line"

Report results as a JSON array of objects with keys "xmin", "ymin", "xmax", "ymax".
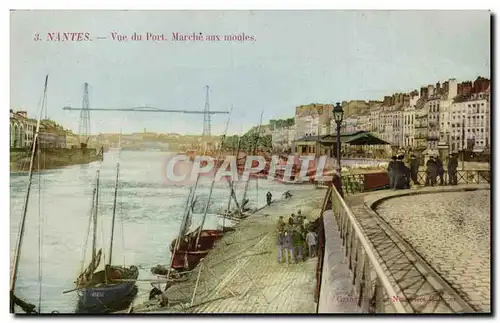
[
  {"xmin": 99, "ymin": 198, "xmax": 106, "ymax": 269},
  {"xmin": 80, "ymin": 188, "xmax": 96, "ymax": 275},
  {"xmin": 119, "ymin": 176, "xmax": 126, "ymax": 267},
  {"xmin": 37, "ymin": 142, "xmax": 43, "ymax": 312},
  {"xmin": 10, "ymin": 74, "xmax": 48, "ymax": 300},
  {"xmin": 194, "ymin": 107, "xmax": 233, "ymax": 247}
]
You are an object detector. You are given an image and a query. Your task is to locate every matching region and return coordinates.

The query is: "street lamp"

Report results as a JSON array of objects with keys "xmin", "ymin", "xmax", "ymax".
[{"xmin": 333, "ymin": 102, "xmax": 344, "ymax": 196}]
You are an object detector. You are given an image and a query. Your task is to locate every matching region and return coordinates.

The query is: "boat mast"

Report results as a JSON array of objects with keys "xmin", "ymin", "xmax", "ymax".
[
  {"xmin": 224, "ymin": 136, "xmax": 241, "ymax": 227},
  {"xmin": 240, "ymin": 110, "xmax": 264, "ymax": 214},
  {"xmin": 194, "ymin": 108, "xmax": 232, "ymax": 248},
  {"xmin": 91, "ymin": 170, "xmax": 100, "ymax": 280},
  {"xmin": 10, "ymin": 74, "xmax": 48, "ymax": 298},
  {"xmin": 166, "ymin": 186, "xmax": 195, "ymax": 284},
  {"xmin": 108, "ymin": 163, "xmax": 120, "ymax": 265}
]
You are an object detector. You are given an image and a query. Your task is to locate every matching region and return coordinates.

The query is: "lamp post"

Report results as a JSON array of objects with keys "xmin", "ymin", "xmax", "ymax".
[{"xmin": 333, "ymin": 102, "xmax": 344, "ymax": 196}]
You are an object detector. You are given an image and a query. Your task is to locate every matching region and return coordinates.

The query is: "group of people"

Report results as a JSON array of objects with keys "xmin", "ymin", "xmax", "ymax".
[
  {"xmin": 275, "ymin": 211, "xmax": 318, "ymax": 265},
  {"xmin": 387, "ymin": 152, "xmax": 460, "ymax": 189},
  {"xmin": 387, "ymin": 154, "xmax": 411, "ymax": 189},
  {"xmin": 425, "ymin": 154, "xmax": 459, "ymax": 186}
]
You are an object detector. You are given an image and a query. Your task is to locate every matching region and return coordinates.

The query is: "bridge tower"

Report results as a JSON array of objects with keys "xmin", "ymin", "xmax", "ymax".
[
  {"xmin": 78, "ymin": 82, "xmax": 91, "ymax": 147},
  {"xmin": 202, "ymin": 85, "xmax": 211, "ymax": 138}
]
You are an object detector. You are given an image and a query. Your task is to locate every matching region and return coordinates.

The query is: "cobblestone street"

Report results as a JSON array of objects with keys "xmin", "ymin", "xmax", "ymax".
[{"xmin": 375, "ymin": 189, "xmax": 491, "ymax": 312}]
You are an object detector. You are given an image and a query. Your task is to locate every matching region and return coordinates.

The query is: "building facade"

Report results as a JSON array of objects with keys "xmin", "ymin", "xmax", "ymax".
[
  {"xmin": 10, "ymin": 110, "xmax": 36, "ymax": 149},
  {"xmin": 10, "ymin": 110, "xmax": 67, "ymax": 149},
  {"xmin": 269, "ymin": 76, "xmax": 489, "ymax": 156},
  {"xmin": 450, "ymin": 91, "xmax": 490, "ymax": 153},
  {"xmin": 426, "ymin": 97, "xmax": 441, "ymax": 150},
  {"xmin": 271, "ymin": 125, "xmax": 296, "ymax": 152},
  {"xmin": 403, "ymin": 106, "xmax": 415, "ymax": 148}
]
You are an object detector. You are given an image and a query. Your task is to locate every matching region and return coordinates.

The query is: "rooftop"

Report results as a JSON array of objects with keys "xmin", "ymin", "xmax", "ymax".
[{"xmin": 295, "ymin": 131, "xmax": 390, "ymax": 145}]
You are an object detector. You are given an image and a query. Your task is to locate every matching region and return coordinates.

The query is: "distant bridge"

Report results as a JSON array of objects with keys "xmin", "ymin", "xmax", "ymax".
[{"xmin": 62, "ymin": 106, "xmax": 230, "ymax": 115}]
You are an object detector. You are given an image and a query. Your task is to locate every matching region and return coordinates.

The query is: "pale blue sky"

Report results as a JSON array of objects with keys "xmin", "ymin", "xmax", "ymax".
[{"xmin": 10, "ymin": 10, "xmax": 490, "ymax": 135}]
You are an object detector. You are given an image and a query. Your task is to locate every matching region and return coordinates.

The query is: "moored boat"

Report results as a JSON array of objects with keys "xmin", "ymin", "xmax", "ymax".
[
  {"xmin": 169, "ymin": 228, "xmax": 224, "ymax": 271},
  {"xmin": 74, "ymin": 164, "xmax": 138, "ymax": 313},
  {"xmin": 76, "ymin": 265, "xmax": 139, "ymax": 312}
]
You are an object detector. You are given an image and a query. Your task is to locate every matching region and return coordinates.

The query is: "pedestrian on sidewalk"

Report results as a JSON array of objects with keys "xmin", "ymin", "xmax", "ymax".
[
  {"xmin": 393, "ymin": 154, "xmax": 410, "ymax": 189},
  {"xmin": 425, "ymin": 156, "xmax": 438, "ymax": 186},
  {"xmin": 306, "ymin": 230, "xmax": 318, "ymax": 258},
  {"xmin": 276, "ymin": 230, "xmax": 285, "ymax": 264},
  {"xmin": 283, "ymin": 230, "xmax": 296, "ymax": 264},
  {"xmin": 409, "ymin": 154, "xmax": 419, "ymax": 185},
  {"xmin": 447, "ymin": 153, "xmax": 458, "ymax": 185},
  {"xmin": 436, "ymin": 156, "xmax": 444, "ymax": 185},
  {"xmin": 387, "ymin": 156, "xmax": 397, "ymax": 189}
]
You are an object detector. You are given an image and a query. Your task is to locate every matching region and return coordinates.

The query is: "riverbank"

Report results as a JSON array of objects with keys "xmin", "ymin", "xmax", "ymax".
[
  {"xmin": 10, "ymin": 148, "xmax": 102, "ymax": 172},
  {"xmin": 130, "ymin": 185, "xmax": 326, "ymax": 313}
]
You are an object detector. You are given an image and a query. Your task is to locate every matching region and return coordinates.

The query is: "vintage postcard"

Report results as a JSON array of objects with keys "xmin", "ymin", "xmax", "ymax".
[{"xmin": 9, "ymin": 9, "xmax": 491, "ymax": 315}]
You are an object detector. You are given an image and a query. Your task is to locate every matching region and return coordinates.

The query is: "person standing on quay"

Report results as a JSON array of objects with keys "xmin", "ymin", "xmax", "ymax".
[
  {"xmin": 276, "ymin": 230, "xmax": 285, "ymax": 264},
  {"xmin": 283, "ymin": 229, "xmax": 296, "ymax": 264},
  {"xmin": 425, "ymin": 156, "xmax": 438, "ymax": 186},
  {"xmin": 276, "ymin": 216, "xmax": 285, "ymax": 231},
  {"xmin": 266, "ymin": 191, "xmax": 273, "ymax": 206},
  {"xmin": 306, "ymin": 230, "xmax": 318, "ymax": 258},
  {"xmin": 387, "ymin": 156, "xmax": 397, "ymax": 189},
  {"xmin": 293, "ymin": 226, "xmax": 304, "ymax": 262},
  {"xmin": 409, "ymin": 154, "xmax": 420, "ymax": 185},
  {"xmin": 447, "ymin": 153, "xmax": 458, "ymax": 185},
  {"xmin": 435, "ymin": 156, "xmax": 444, "ymax": 185},
  {"xmin": 393, "ymin": 154, "xmax": 410, "ymax": 189}
]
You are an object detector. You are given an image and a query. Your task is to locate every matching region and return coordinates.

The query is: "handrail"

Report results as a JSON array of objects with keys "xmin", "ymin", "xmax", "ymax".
[
  {"xmin": 340, "ymin": 169, "xmax": 490, "ymax": 195},
  {"xmin": 329, "ymin": 185, "xmax": 407, "ymax": 313}
]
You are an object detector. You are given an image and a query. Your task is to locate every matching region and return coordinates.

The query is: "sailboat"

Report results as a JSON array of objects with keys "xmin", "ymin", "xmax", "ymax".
[
  {"xmin": 75, "ymin": 164, "xmax": 138, "ymax": 313},
  {"xmin": 10, "ymin": 74, "xmax": 56, "ymax": 314},
  {"xmin": 168, "ymin": 187, "xmax": 223, "ymax": 271},
  {"xmin": 168, "ymin": 109, "xmax": 234, "ymax": 272}
]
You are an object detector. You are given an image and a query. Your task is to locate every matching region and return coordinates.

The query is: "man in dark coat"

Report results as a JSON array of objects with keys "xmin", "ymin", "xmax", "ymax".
[
  {"xmin": 447, "ymin": 153, "xmax": 458, "ymax": 185},
  {"xmin": 409, "ymin": 154, "xmax": 419, "ymax": 185},
  {"xmin": 266, "ymin": 191, "xmax": 272, "ymax": 205},
  {"xmin": 393, "ymin": 154, "xmax": 410, "ymax": 189},
  {"xmin": 435, "ymin": 156, "xmax": 444, "ymax": 185},
  {"xmin": 425, "ymin": 156, "xmax": 438, "ymax": 186},
  {"xmin": 387, "ymin": 156, "xmax": 397, "ymax": 189}
]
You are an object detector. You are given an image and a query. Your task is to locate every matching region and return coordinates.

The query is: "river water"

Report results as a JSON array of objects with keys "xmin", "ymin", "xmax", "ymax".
[{"xmin": 9, "ymin": 151, "xmax": 290, "ymax": 313}]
